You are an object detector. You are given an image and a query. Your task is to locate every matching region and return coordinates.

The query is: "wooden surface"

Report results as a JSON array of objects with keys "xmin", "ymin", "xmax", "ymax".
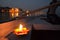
[
  {"xmin": 0, "ymin": 20, "xmax": 22, "ymax": 39},
  {"xmin": 33, "ymin": 24, "xmax": 60, "ymax": 30}
]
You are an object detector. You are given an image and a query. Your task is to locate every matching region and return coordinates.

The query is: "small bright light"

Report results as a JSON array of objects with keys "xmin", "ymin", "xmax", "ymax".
[
  {"xmin": 27, "ymin": 14, "xmax": 29, "ymax": 16},
  {"xmin": 9, "ymin": 8, "xmax": 15, "ymax": 13},
  {"xmin": 15, "ymin": 8, "xmax": 19, "ymax": 13},
  {"xmin": 26, "ymin": 10, "xmax": 29, "ymax": 13},
  {"xmin": 19, "ymin": 24, "xmax": 23, "ymax": 31},
  {"xmin": 11, "ymin": 13, "xmax": 14, "ymax": 18},
  {"xmin": 15, "ymin": 13, "xmax": 19, "ymax": 17}
]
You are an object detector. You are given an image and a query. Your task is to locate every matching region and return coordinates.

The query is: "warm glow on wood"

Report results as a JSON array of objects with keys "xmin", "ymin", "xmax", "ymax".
[{"xmin": 14, "ymin": 24, "xmax": 29, "ymax": 35}]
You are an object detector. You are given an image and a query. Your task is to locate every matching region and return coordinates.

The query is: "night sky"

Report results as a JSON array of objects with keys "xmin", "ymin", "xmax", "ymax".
[{"xmin": 0, "ymin": 0, "xmax": 51, "ymax": 10}]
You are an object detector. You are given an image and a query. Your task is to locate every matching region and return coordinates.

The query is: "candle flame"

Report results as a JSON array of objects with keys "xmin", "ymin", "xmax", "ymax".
[{"xmin": 19, "ymin": 24, "xmax": 23, "ymax": 31}]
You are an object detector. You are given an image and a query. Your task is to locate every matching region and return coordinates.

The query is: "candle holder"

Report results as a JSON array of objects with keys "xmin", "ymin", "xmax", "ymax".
[{"xmin": 13, "ymin": 24, "xmax": 31, "ymax": 36}]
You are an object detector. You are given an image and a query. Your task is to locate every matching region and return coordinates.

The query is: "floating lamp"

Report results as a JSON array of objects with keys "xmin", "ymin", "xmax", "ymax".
[{"xmin": 13, "ymin": 24, "xmax": 29, "ymax": 35}]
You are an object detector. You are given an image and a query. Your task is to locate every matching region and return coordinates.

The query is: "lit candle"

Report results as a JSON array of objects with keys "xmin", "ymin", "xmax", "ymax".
[{"xmin": 13, "ymin": 24, "xmax": 29, "ymax": 35}]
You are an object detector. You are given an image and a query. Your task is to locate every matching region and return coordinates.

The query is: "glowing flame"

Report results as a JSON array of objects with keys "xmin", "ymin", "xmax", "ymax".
[
  {"xmin": 14, "ymin": 24, "xmax": 29, "ymax": 35},
  {"xmin": 19, "ymin": 24, "xmax": 23, "ymax": 31}
]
